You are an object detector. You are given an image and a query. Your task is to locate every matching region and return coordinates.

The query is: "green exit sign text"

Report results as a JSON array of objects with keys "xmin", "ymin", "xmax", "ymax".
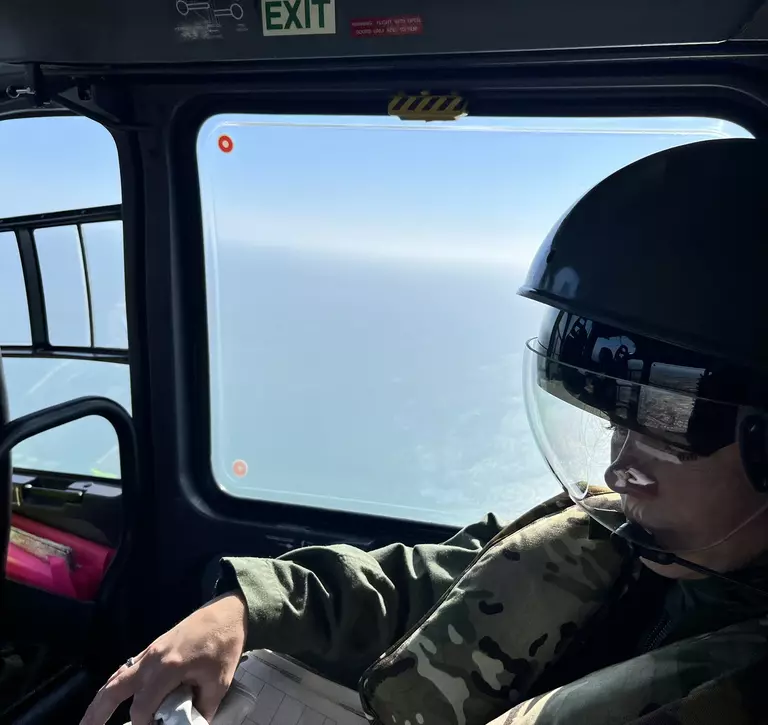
[{"xmin": 261, "ymin": 0, "xmax": 336, "ymax": 36}]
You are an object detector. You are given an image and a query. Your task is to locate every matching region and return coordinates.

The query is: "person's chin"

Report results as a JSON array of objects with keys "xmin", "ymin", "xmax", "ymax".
[{"xmin": 621, "ymin": 495, "xmax": 649, "ymax": 525}]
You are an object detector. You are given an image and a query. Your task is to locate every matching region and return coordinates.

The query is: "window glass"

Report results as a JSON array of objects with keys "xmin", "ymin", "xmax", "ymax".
[
  {"xmin": 35, "ymin": 225, "xmax": 91, "ymax": 346},
  {"xmin": 0, "ymin": 115, "xmax": 128, "ymax": 479},
  {"xmin": 0, "ymin": 117, "xmax": 120, "ymax": 217},
  {"xmin": 82, "ymin": 221, "xmax": 128, "ymax": 349},
  {"xmin": 5, "ymin": 358, "xmax": 130, "ymax": 477},
  {"xmin": 0, "ymin": 232, "xmax": 30, "ymax": 344},
  {"xmin": 198, "ymin": 114, "xmax": 751, "ymax": 525}
]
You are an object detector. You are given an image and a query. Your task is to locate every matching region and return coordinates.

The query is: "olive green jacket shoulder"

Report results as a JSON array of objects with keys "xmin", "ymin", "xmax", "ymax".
[
  {"xmin": 216, "ymin": 498, "xmax": 768, "ymax": 725},
  {"xmin": 215, "ymin": 511, "xmax": 508, "ymax": 687}
]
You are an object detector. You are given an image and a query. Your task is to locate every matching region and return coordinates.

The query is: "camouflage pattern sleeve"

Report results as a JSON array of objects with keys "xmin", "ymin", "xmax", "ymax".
[
  {"xmin": 360, "ymin": 503, "xmax": 626, "ymax": 725},
  {"xmin": 490, "ymin": 618, "xmax": 768, "ymax": 725},
  {"xmin": 215, "ymin": 514, "xmax": 506, "ymax": 686}
]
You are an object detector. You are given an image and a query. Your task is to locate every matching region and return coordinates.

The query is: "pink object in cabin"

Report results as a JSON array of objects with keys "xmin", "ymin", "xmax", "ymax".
[{"xmin": 7, "ymin": 514, "xmax": 115, "ymax": 601}]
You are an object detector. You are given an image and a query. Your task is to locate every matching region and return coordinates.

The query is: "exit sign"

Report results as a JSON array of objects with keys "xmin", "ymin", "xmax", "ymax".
[{"xmin": 261, "ymin": 0, "xmax": 336, "ymax": 36}]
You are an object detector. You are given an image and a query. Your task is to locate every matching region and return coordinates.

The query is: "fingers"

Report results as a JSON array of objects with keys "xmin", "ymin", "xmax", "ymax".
[
  {"xmin": 80, "ymin": 595, "xmax": 247, "ymax": 725},
  {"xmin": 80, "ymin": 652, "xmax": 181, "ymax": 725},
  {"xmin": 194, "ymin": 678, "xmax": 230, "ymax": 722},
  {"xmin": 80, "ymin": 662, "xmax": 141, "ymax": 725},
  {"xmin": 128, "ymin": 664, "xmax": 182, "ymax": 725},
  {"xmin": 104, "ymin": 649, "xmax": 147, "ymax": 687}
]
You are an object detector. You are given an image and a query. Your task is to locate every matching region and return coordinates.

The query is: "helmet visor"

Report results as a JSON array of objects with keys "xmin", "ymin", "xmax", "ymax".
[{"xmin": 523, "ymin": 337, "xmax": 750, "ymax": 552}]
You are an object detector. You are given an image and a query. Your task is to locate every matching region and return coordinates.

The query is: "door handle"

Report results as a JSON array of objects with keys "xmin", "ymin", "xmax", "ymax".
[{"xmin": 12, "ymin": 482, "xmax": 84, "ymax": 506}]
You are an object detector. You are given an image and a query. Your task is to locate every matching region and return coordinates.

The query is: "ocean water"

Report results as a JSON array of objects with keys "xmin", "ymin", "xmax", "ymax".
[
  {"xmin": 3, "ymin": 357, "xmax": 130, "ymax": 477},
  {"xmin": 0, "ymin": 241, "xmax": 562, "ymax": 530},
  {"xmin": 209, "ymin": 244, "xmax": 561, "ymax": 526},
  {"xmin": 1, "ymin": 242, "xmax": 562, "ymax": 529}
]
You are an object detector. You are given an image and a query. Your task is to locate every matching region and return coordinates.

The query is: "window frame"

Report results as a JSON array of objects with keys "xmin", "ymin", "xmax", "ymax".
[
  {"xmin": 195, "ymin": 111, "xmax": 755, "ymax": 524},
  {"xmin": 0, "ymin": 112, "xmax": 130, "ymax": 482},
  {"xmin": 156, "ymin": 79, "xmax": 767, "ymax": 528},
  {"xmin": 0, "ymin": 204, "xmax": 126, "ymax": 364},
  {"xmin": 89, "ymin": 63, "xmax": 764, "ymax": 543}
]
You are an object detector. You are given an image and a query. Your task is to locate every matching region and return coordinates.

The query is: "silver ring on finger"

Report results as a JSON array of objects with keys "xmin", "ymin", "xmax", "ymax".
[{"xmin": 125, "ymin": 656, "xmax": 136, "ymax": 668}]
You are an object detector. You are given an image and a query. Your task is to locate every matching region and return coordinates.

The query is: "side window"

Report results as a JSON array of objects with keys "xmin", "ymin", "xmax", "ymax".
[
  {"xmin": 197, "ymin": 114, "xmax": 751, "ymax": 525},
  {"xmin": 0, "ymin": 116, "xmax": 129, "ymax": 478}
]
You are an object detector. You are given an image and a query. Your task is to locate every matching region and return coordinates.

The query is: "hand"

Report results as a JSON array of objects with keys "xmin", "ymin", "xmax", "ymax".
[{"xmin": 80, "ymin": 592, "xmax": 248, "ymax": 725}]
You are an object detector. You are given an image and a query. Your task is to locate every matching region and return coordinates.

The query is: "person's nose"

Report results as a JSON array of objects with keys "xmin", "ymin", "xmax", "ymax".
[{"xmin": 605, "ymin": 430, "xmax": 645, "ymax": 485}]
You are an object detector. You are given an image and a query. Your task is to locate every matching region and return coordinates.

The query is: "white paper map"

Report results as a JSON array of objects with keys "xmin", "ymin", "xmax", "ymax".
[{"xmin": 212, "ymin": 650, "xmax": 369, "ymax": 725}]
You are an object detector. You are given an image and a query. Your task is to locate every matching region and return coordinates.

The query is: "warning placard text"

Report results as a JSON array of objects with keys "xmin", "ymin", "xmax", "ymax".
[{"xmin": 350, "ymin": 16, "xmax": 423, "ymax": 38}]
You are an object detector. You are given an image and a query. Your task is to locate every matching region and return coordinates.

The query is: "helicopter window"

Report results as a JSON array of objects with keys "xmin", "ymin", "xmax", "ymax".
[
  {"xmin": 197, "ymin": 113, "xmax": 751, "ymax": 525},
  {"xmin": 0, "ymin": 115, "xmax": 129, "ymax": 479},
  {"xmin": 0, "ymin": 116, "xmax": 120, "ymax": 217},
  {"xmin": 36, "ymin": 225, "xmax": 92, "ymax": 347},
  {"xmin": 81, "ymin": 221, "xmax": 128, "ymax": 349},
  {"xmin": 0, "ymin": 232, "xmax": 31, "ymax": 344}
]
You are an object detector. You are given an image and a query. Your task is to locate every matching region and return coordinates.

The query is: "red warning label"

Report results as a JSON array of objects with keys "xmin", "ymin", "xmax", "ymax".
[{"xmin": 351, "ymin": 15, "xmax": 423, "ymax": 38}]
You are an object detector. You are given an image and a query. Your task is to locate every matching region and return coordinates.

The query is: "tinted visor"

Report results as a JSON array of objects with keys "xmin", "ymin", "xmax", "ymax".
[
  {"xmin": 528, "ymin": 343, "xmax": 738, "ymax": 457},
  {"xmin": 532, "ymin": 310, "xmax": 755, "ymax": 455}
]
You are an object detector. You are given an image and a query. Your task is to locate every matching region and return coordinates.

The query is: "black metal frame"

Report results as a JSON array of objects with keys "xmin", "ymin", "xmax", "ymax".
[
  {"xmin": 14, "ymin": 226, "xmax": 47, "ymax": 349},
  {"xmin": 0, "ymin": 204, "xmax": 121, "ymax": 233},
  {"xmin": 0, "ymin": 395, "xmax": 142, "ymax": 717},
  {"xmin": 0, "ymin": 204, "xmax": 127, "ymax": 363},
  {"xmin": 5, "ymin": 49, "xmax": 768, "ymax": 680},
  {"xmin": 164, "ymin": 64, "xmax": 768, "ymax": 524}
]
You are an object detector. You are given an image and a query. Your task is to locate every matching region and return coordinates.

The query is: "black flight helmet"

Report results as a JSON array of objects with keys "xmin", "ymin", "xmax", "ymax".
[{"xmin": 519, "ymin": 138, "xmax": 768, "ymax": 560}]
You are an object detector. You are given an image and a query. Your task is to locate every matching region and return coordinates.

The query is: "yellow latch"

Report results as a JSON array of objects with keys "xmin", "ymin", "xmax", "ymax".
[{"xmin": 388, "ymin": 91, "xmax": 468, "ymax": 122}]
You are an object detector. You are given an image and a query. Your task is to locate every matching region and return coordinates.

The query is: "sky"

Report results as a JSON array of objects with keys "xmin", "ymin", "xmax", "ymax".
[
  {"xmin": 198, "ymin": 114, "xmax": 750, "ymax": 266},
  {"xmin": 0, "ymin": 112, "xmax": 753, "ymax": 523}
]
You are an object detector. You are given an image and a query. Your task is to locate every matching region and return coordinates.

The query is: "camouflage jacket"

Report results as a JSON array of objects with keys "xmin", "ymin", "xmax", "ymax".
[{"xmin": 217, "ymin": 495, "xmax": 768, "ymax": 725}]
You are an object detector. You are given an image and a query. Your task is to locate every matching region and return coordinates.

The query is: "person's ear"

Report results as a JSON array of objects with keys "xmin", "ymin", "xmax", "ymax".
[{"xmin": 738, "ymin": 414, "xmax": 768, "ymax": 492}]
